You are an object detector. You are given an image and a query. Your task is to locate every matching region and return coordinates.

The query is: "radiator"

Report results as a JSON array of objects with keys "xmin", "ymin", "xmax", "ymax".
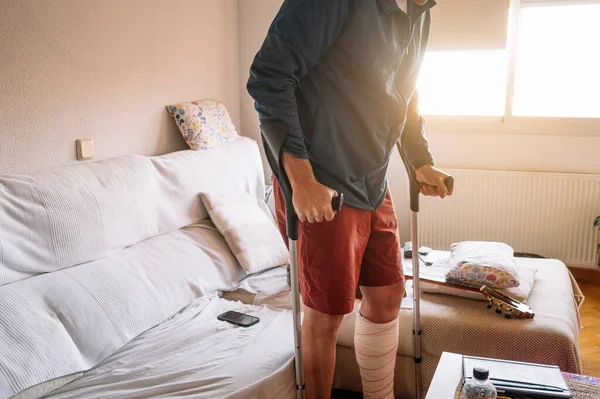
[{"xmin": 418, "ymin": 169, "xmax": 600, "ymax": 268}]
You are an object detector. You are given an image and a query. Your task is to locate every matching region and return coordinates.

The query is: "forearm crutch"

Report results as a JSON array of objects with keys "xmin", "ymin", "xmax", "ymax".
[
  {"xmin": 261, "ymin": 123, "xmax": 343, "ymax": 399},
  {"xmin": 396, "ymin": 142, "xmax": 453, "ymax": 399}
]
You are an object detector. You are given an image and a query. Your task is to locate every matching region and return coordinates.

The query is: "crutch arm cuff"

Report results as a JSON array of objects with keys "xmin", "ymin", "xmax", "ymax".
[
  {"xmin": 396, "ymin": 141, "xmax": 421, "ymax": 213},
  {"xmin": 260, "ymin": 122, "xmax": 299, "ymax": 240}
]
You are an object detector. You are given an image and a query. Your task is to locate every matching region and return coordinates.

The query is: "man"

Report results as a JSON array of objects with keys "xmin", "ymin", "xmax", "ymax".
[{"xmin": 248, "ymin": 0, "xmax": 453, "ymax": 398}]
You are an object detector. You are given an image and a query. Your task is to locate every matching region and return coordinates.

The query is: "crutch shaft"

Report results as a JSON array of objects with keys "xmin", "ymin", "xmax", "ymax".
[
  {"xmin": 286, "ymin": 195, "xmax": 343, "ymax": 399},
  {"xmin": 289, "ymin": 240, "xmax": 305, "ymax": 396},
  {"xmin": 411, "ymin": 212, "xmax": 422, "ymax": 399}
]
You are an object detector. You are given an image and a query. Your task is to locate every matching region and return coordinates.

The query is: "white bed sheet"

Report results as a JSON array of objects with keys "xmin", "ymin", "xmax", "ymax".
[
  {"xmin": 222, "ymin": 266, "xmax": 291, "ymax": 308},
  {"xmin": 44, "ymin": 297, "xmax": 296, "ymax": 399},
  {"xmin": 0, "ymin": 220, "xmax": 245, "ymax": 399}
]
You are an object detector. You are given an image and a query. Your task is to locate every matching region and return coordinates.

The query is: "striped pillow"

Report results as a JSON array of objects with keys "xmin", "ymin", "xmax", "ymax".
[{"xmin": 200, "ymin": 192, "xmax": 289, "ymax": 274}]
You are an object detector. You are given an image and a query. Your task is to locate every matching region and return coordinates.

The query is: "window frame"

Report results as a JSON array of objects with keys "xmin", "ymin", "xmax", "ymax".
[{"xmin": 423, "ymin": 0, "xmax": 600, "ymax": 137}]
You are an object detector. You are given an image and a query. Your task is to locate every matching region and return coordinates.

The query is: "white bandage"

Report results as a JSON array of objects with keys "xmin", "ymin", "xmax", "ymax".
[{"xmin": 354, "ymin": 311, "xmax": 399, "ymax": 399}]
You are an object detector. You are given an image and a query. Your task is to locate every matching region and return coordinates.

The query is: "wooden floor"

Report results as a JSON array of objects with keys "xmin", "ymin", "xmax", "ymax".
[{"xmin": 571, "ymin": 268, "xmax": 600, "ymax": 377}]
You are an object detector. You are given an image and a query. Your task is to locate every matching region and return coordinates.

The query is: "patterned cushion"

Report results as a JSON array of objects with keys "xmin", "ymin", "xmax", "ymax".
[
  {"xmin": 421, "ymin": 258, "xmax": 536, "ymax": 302},
  {"xmin": 446, "ymin": 241, "xmax": 520, "ymax": 288},
  {"xmin": 166, "ymin": 99, "xmax": 239, "ymax": 150}
]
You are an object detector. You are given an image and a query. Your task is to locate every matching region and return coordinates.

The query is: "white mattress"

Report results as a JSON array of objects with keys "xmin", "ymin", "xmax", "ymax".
[{"xmin": 44, "ymin": 297, "xmax": 296, "ymax": 399}]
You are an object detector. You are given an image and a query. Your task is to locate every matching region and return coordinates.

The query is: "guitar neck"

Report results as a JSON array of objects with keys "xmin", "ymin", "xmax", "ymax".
[
  {"xmin": 446, "ymin": 279, "xmax": 485, "ymax": 292},
  {"xmin": 406, "ymin": 272, "xmax": 534, "ymax": 319}
]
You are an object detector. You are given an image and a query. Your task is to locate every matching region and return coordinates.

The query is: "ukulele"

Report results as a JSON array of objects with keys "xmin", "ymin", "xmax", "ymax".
[{"xmin": 404, "ymin": 271, "xmax": 535, "ymax": 319}]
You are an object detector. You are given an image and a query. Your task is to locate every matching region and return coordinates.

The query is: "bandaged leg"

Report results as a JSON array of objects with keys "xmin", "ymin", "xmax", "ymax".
[{"xmin": 354, "ymin": 310, "xmax": 399, "ymax": 399}]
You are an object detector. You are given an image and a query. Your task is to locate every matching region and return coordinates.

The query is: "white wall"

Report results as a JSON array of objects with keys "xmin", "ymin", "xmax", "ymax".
[
  {"xmin": 237, "ymin": 0, "xmax": 600, "ymax": 240},
  {"xmin": 425, "ymin": 131, "xmax": 600, "ymax": 174},
  {"xmin": 0, "ymin": 0, "xmax": 240, "ymax": 174},
  {"xmin": 238, "ymin": 0, "xmax": 284, "ymax": 178}
]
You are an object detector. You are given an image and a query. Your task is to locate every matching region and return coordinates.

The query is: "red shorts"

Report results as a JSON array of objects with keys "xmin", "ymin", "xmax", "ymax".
[{"xmin": 273, "ymin": 178, "xmax": 404, "ymax": 315}]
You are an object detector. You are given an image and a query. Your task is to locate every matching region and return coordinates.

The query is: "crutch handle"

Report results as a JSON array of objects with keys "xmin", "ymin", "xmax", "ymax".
[
  {"xmin": 259, "ymin": 122, "xmax": 344, "ymax": 239},
  {"xmin": 396, "ymin": 142, "xmax": 453, "ymax": 212},
  {"xmin": 415, "ymin": 177, "xmax": 454, "ymax": 196},
  {"xmin": 284, "ymin": 188, "xmax": 344, "ymax": 239},
  {"xmin": 331, "ymin": 193, "xmax": 344, "ymax": 212},
  {"xmin": 418, "ymin": 176, "xmax": 454, "ymax": 192}
]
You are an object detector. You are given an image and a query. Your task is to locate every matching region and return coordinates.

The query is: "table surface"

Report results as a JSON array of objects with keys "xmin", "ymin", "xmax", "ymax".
[
  {"xmin": 426, "ymin": 352, "xmax": 600, "ymax": 399},
  {"xmin": 425, "ymin": 352, "xmax": 463, "ymax": 399}
]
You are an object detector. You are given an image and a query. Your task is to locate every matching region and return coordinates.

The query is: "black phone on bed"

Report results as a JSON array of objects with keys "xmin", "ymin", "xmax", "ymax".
[{"xmin": 217, "ymin": 310, "xmax": 260, "ymax": 328}]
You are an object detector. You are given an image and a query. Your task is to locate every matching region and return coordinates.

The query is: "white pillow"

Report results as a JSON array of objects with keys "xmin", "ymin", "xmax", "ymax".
[{"xmin": 200, "ymin": 192, "xmax": 289, "ymax": 274}]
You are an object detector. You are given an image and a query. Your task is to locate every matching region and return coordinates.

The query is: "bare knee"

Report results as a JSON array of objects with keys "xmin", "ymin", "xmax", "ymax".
[
  {"xmin": 303, "ymin": 307, "xmax": 344, "ymax": 339},
  {"xmin": 360, "ymin": 281, "xmax": 405, "ymax": 323}
]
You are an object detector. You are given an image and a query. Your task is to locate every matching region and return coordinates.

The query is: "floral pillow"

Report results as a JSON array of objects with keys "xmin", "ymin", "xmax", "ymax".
[
  {"xmin": 166, "ymin": 99, "xmax": 239, "ymax": 150},
  {"xmin": 445, "ymin": 241, "xmax": 520, "ymax": 289}
]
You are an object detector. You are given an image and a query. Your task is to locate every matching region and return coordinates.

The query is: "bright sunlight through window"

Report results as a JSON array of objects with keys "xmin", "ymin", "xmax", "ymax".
[
  {"xmin": 417, "ymin": 51, "xmax": 508, "ymax": 116},
  {"xmin": 417, "ymin": 3, "xmax": 600, "ymax": 119},
  {"xmin": 513, "ymin": 4, "xmax": 600, "ymax": 118}
]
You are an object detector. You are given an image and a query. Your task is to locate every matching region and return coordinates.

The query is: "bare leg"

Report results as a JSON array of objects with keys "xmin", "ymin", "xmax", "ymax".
[
  {"xmin": 360, "ymin": 281, "xmax": 405, "ymax": 323},
  {"xmin": 302, "ymin": 307, "xmax": 344, "ymax": 399}
]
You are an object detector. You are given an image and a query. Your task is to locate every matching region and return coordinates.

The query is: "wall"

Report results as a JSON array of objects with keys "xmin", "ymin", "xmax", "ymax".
[
  {"xmin": 238, "ymin": 0, "xmax": 284, "ymax": 177},
  {"xmin": 237, "ymin": 0, "xmax": 600, "ymax": 241},
  {"xmin": 0, "ymin": 0, "xmax": 239, "ymax": 174}
]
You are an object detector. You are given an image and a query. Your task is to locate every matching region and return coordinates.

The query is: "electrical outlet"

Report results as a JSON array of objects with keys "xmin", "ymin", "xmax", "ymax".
[{"xmin": 76, "ymin": 138, "xmax": 94, "ymax": 160}]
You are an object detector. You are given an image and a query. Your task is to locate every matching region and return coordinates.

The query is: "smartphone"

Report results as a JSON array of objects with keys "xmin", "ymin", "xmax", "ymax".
[{"xmin": 217, "ymin": 310, "xmax": 260, "ymax": 328}]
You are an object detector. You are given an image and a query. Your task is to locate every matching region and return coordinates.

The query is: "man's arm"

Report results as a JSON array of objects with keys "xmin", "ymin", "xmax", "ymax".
[
  {"xmin": 402, "ymin": 92, "xmax": 454, "ymax": 198},
  {"xmin": 247, "ymin": 0, "xmax": 350, "ymax": 222}
]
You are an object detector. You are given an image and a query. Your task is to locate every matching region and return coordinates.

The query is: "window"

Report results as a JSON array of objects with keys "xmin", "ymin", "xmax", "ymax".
[
  {"xmin": 418, "ymin": 51, "xmax": 507, "ymax": 116},
  {"xmin": 418, "ymin": 1, "xmax": 600, "ymax": 121},
  {"xmin": 513, "ymin": 4, "xmax": 600, "ymax": 118}
]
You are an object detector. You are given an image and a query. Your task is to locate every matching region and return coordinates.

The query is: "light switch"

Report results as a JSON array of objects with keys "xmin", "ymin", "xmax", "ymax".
[{"xmin": 76, "ymin": 138, "xmax": 94, "ymax": 161}]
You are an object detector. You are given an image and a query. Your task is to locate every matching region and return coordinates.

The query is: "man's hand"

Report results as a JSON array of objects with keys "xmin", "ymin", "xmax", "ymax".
[
  {"xmin": 292, "ymin": 180, "xmax": 338, "ymax": 223},
  {"xmin": 282, "ymin": 153, "xmax": 338, "ymax": 223},
  {"xmin": 415, "ymin": 164, "xmax": 454, "ymax": 199}
]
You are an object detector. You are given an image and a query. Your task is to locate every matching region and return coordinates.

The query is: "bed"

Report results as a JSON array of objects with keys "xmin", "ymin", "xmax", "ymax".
[
  {"xmin": 0, "ymin": 138, "xmax": 277, "ymax": 399},
  {"xmin": 224, "ymin": 255, "xmax": 584, "ymax": 398},
  {"xmin": 43, "ymin": 297, "xmax": 296, "ymax": 399}
]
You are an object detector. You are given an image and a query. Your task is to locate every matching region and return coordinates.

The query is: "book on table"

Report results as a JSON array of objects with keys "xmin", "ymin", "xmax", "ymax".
[{"xmin": 462, "ymin": 355, "xmax": 572, "ymax": 398}]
